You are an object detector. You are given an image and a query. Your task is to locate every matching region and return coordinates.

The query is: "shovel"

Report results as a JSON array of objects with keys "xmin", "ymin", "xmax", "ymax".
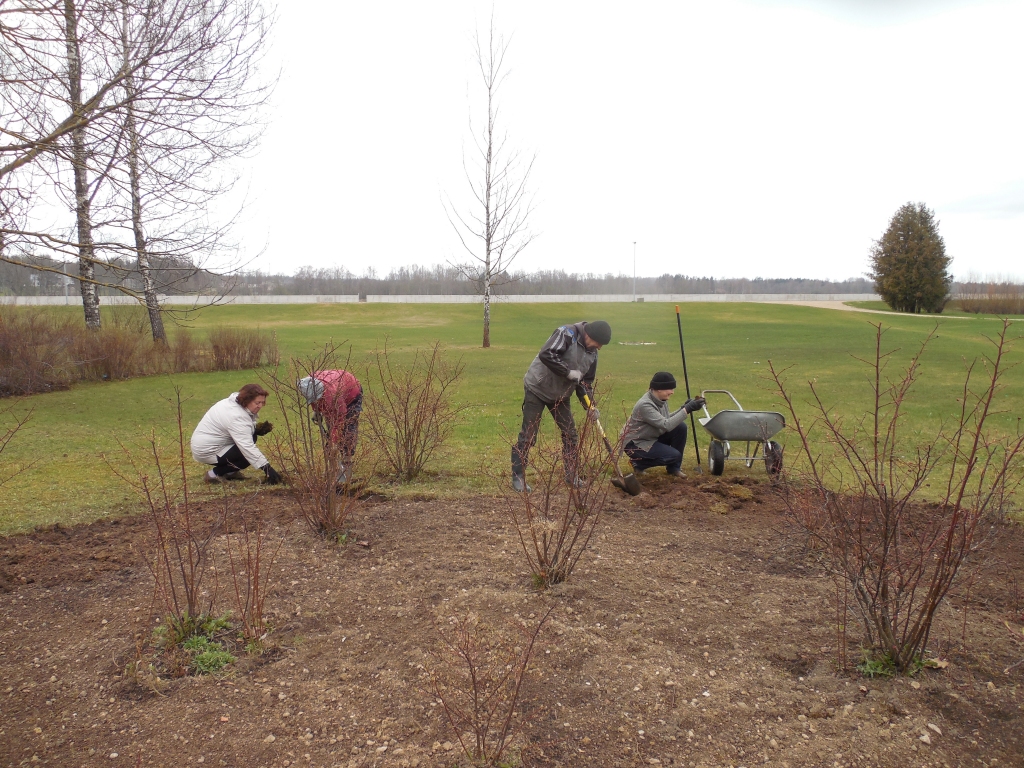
[{"xmin": 582, "ymin": 393, "xmax": 642, "ymax": 496}]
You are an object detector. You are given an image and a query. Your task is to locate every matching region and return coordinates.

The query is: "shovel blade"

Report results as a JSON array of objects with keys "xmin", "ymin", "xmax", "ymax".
[
  {"xmin": 622, "ymin": 473, "xmax": 643, "ymax": 496},
  {"xmin": 611, "ymin": 473, "xmax": 643, "ymax": 496}
]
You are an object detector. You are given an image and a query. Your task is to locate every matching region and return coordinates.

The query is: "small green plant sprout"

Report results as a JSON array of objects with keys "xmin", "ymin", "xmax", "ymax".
[
  {"xmin": 201, "ymin": 615, "xmax": 231, "ymax": 635},
  {"xmin": 244, "ymin": 639, "xmax": 265, "ymax": 656},
  {"xmin": 191, "ymin": 649, "xmax": 236, "ymax": 675},
  {"xmin": 856, "ymin": 650, "xmax": 896, "ymax": 679},
  {"xmin": 182, "ymin": 635, "xmax": 213, "ymax": 654}
]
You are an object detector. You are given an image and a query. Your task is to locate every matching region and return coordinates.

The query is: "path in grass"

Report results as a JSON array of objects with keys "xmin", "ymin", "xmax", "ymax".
[
  {"xmin": 1, "ymin": 301, "xmax": 1021, "ymax": 533},
  {"xmin": 778, "ymin": 299, "xmax": 974, "ymax": 318}
]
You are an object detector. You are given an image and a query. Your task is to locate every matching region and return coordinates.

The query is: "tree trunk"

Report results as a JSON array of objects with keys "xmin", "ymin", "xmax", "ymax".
[
  {"xmin": 482, "ymin": 280, "xmax": 491, "ymax": 348},
  {"xmin": 121, "ymin": 1, "xmax": 165, "ymax": 343},
  {"xmin": 63, "ymin": 0, "xmax": 101, "ymax": 330}
]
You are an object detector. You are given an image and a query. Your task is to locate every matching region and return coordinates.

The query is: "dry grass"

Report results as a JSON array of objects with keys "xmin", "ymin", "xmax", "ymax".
[{"xmin": 0, "ymin": 305, "xmax": 278, "ymax": 396}]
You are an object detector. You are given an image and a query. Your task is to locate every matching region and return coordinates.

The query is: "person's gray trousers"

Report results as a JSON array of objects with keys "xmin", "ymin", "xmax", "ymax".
[{"xmin": 511, "ymin": 387, "xmax": 578, "ymax": 479}]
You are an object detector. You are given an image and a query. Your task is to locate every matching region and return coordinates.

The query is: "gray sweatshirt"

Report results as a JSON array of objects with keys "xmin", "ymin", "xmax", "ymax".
[
  {"xmin": 621, "ymin": 391, "xmax": 688, "ymax": 450},
  {"xmin": 522, "ymin": 322, "xmax": 598, "ymax": 405}
]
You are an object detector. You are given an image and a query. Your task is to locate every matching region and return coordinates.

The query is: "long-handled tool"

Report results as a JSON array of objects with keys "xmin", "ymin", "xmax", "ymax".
[
  {"xmin": 582, "ymin": 393, "xmax": 642, "ymax": 496},
  {"xmin": 675, "ymin": 305, "xmax": 703, "ymax": 473}
]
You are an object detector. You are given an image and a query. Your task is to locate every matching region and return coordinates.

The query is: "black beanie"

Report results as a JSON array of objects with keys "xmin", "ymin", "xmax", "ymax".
[
  {"xmin": 650, "ymin": 371, "xmax": 677, "ymax": 389},
  {"xmin": 585, "ymin": 320, "xmax": 612, "ymax": 345}
]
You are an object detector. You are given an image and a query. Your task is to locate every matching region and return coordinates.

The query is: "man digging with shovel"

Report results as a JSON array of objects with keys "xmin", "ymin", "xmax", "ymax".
[
  {"xmin": 511, "ymin": 319, "xmax": 612, "ymax": 492},
  {"xmin": 620, "ymin": 371, "xmax": 705, "ymax": 481}
]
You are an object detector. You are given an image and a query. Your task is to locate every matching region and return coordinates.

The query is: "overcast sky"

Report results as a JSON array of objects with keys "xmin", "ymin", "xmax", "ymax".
[{"xmin": 237, "ymin": 0, "xmax": 1024, "ymax": 281}]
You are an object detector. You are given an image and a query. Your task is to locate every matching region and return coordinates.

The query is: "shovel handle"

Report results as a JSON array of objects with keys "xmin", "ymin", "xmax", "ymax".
[
  {"xmin": 582, "ymin": 393, "xmax": 625, "ymax": 474},
  {"xmin": 581, "ymin": 393, "xmax": 607, "ymax": 440}
]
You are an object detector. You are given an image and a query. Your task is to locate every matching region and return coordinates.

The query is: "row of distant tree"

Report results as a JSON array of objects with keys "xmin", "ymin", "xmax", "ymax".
[{"xmin": 0, "ymin": 256, "xmax": 878, "ymax": 297}]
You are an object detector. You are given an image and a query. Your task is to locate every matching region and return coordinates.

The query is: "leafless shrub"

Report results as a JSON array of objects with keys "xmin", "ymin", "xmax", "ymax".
[
  {"xmin": 427, "ymin": 608, "xmax": 553, "ymax": 767},
  {"xmin": 170, "ymin": 328, "xmax": 204, "ymax": 373},
  {"xmin": 954, "ymin": 279, "xmax": 1024, "ymax": 315},
  {"xmin": 105, "ymin": 388, "xmax": 224, "ymax": 639},
  {"xmin": 0, "ymin": 305, "xmax": 79, "ymax": 395},
  {"xmin": 363, "ymin": 338, "xmax": 467, "ymax": 481},
  {"xmin": 208, "ymin": 327, "xmax": 280, "ymax": 371},
  {"xmin": 226, "ymin": 507, "xmax": 282, "ymax": 647},
  {"xmin": 502, "ymin": 415, "xmax": 612, "ymax": 588},
  {"xmin": 0, "ymin": 306, "xmax": 279, "ymax": 395},
  {"xmin": 769, "ymin": 321, "xmax": 1024, "ymax": 673},
  {"xmin": 1003, "ymin": 621, "xmax": 1024, "ymax": 676},
  {"xmin": 260, "ymin": 341, "xmax": 361, "ymax": 538},
  {"xmin": 72, "ymin": 325, "xmax": 149, "ymax": 381},
  {"xmin": 0, "ymin": 402, "xmax": 33, "ymax": 487}
]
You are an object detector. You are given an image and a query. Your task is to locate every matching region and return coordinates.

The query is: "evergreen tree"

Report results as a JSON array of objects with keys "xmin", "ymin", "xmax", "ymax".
[{"xmin": 870, "ymin": 202, "xmax": 952, "ymax": 313}]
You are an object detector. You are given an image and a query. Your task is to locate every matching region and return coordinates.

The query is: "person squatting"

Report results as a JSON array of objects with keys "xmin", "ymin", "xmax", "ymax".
[
  {"xmin": 190, "ymin": 383, "xmax": 283, "ymax": 485},
  {"xmin": 621, "ymin": 371, "xmax": 705, "ymax": 478}
]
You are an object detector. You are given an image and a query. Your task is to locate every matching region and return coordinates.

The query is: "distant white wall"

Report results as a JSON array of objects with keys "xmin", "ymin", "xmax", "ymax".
[{"xmin": 4, "ymin": 293, "xmax": 880, "ymax": 306}]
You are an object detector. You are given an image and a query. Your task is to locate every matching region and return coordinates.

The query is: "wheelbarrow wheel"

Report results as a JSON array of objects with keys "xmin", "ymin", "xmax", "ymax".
[
  {"xmin": 764, "ymin": 440, "xmax": 783, "ymax": 478},
  {"xmin": 708, "ymin": 441, "xmax": 726, "ymax": 476}
]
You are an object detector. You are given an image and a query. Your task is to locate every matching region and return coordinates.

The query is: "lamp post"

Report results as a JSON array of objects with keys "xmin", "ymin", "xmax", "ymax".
[{"xmin": 633, "ymin": 241, "xmax": 637, "ymax": 302}]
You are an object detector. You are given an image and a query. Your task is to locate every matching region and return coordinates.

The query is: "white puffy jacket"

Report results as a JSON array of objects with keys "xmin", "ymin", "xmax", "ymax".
[{"xmin": 190, "ymin": 393, "xmax": 269, "ymax": 469}]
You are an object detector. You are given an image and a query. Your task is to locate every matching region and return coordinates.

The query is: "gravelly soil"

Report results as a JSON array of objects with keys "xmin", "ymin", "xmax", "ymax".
[{"xmin": 1, "ymin": 473, "xmax": 1022, "ymax": 768}]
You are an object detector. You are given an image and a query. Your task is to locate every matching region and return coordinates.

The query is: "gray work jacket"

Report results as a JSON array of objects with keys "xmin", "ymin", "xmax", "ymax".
[
  {"xmin": 522, "ymin": 322, "xmax": 598, "ymax": 405},
  {"xmin": 621, "ymin": 390, "xmax": 688, "ymax": 450}
]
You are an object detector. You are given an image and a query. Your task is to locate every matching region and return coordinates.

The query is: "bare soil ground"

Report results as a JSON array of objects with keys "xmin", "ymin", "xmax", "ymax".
[{"xmin": 2, "ymin": 474, "xmax": 1022, "ymax": 768}]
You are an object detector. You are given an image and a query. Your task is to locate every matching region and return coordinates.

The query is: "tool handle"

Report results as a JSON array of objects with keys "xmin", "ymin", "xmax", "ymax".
[
  {"xmin": 581, "ymin": 393, "xmax": 607, "ymax": 440},
  {"xmin": 583, "ymin": 393, "xmax": 627, "ymax": 481},
  {"xmin": 676, "ymin": 305, "xmax": 703, "ymax": 468}
]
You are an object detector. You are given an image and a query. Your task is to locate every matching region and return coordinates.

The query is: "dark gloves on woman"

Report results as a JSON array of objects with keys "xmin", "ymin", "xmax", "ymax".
[
  {"xmin": 262, "ymin": 464, "xmax": 282, "ymax": 484},
  {"xmin": 683, "ymin": 397, "xmax": 706, "ymax": 414},
  {"xmin": 254, "ymin": 421, "xmax": 273, "ymax": 436}
]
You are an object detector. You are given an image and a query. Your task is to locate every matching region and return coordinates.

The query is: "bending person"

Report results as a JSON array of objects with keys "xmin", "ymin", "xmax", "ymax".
[
  {"xmin": 621, "ymin": 371, "xmax": 704, "ymax": 478},
  {"xmin": 297, "ymin": 370, "xmax": 363, "ymax": 484},
  {"xmin": 511, "ymin": 320, "xmax": 612, "ymax": 492},
  {"xmin": 191, "ymin": 383, "xmax": 281, "ymax": 484}
]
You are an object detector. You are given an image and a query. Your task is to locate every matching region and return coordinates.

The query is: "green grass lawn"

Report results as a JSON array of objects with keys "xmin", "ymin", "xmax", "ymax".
[{"xmin": 1, "ymin": 301, "xmax": 1022, "ymax": 533}]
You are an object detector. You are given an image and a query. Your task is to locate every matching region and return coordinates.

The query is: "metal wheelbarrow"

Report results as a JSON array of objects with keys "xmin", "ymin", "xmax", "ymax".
[{"xmin": 697, "ymin": 390, "xmax": 785, "ymax": 477}]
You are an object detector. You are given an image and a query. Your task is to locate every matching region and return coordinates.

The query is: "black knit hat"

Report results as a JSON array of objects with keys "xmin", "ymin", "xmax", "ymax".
[
  {"xmin": 650, "ymin": 371, "xmax": 677, "ymax": 389},
  {"xmin": 585, "ymin": 320, "xmax": 612, "ymax": 345}
]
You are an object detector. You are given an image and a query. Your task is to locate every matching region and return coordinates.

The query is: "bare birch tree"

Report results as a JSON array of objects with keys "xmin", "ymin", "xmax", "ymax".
[
  {"xmin": 105, "ymin": 0, "xmax": 272, "ymax": 342},
  {"xmin": 0, "ymin": 0, "xmax": 273, "ymax": 335},
  {"xmin": 444, "ymin": 17, "xmax": 535, "ymax": 348},
  {"xmin": 61, "ymin": 0, "xmax": 102, "ymax": 327}
]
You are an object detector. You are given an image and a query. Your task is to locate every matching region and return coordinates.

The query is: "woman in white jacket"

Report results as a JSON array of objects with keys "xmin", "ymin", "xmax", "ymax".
[{"xmin": 190, "ymin": 383, "xmax": 282, "ymax": 484}]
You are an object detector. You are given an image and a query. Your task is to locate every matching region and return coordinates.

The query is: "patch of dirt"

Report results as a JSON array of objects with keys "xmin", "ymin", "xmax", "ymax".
[{"xmin": 1, "ymin": 476, "xmax": 1023, "ymax": 768}]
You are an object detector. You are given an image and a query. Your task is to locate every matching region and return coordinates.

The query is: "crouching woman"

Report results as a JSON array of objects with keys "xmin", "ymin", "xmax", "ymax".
[{"xmin": 190, "ymin": 383, "xmax": 282, "ymax": 484}]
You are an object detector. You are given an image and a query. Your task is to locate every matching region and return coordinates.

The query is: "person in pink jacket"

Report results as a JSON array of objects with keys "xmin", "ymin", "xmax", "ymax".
[{"xmin": 297, "ymin": 370, "xmax": 363, "ymax": 483}]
